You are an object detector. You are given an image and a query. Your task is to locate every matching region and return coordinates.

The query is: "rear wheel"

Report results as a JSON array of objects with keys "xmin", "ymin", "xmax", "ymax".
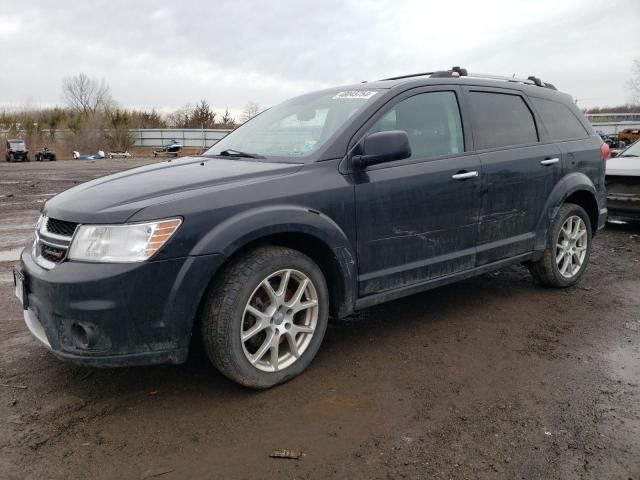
[
  {"xmin": 529, "ymin": 203, "xmax": 592, "ymax": 287},
  {"xmin": 201, "ymin": 246, "xmax": 329, "ymax": 388}
]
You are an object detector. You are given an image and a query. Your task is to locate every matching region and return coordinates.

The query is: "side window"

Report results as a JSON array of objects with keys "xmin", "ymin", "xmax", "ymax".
[
  {"xmin": 530, "ymin": 97, "xmax": 588, "ymax": 141},
  {"xmin": 368, "ymin": 91, "xmax": 464, "ymax": 159},
  {"xmin": 469, "ymin": 91, "xmax": 538, "ymax": 149}
]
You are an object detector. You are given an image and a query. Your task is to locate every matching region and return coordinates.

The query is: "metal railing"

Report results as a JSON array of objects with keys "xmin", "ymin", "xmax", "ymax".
[
  {"xmin": 0, "ymin": 128, "xmax": 233, "ymax": 149},
  {"xmin": 132, "ymin": 128, "xmax": 232, "ymax": 148}
]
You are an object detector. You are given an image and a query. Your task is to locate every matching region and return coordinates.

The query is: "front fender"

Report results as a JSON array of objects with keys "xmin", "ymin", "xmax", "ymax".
[
  {"xmin": 534, "ymin": 172, "xmax": 597, "ymax": 252},
  {"xmin": 191, "ymin": 205, "xmax": 357, "ymax": 317}
]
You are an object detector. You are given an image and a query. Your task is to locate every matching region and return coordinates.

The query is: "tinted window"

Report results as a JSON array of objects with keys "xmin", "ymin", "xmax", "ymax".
[
  {"xmin": 531, "ymin": 97, "xmax": 588, "ymax": 141},
  {"xmin": 470, "ymin": 91, "xmax": 538, "ymax": 149},
  {"xmin": 368, "ymin": 91, "xmax": 464, "ymax": 159}
]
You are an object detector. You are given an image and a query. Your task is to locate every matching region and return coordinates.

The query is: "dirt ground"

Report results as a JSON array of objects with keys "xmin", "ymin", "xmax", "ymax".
[{"xmin": 0, "ymin": 158, "xmax": 639, "ymax": 480}]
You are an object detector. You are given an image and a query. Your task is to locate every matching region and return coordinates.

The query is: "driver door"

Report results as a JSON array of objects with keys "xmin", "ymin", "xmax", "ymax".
[{"xmin": 351, "ymin": 88, "xmax": 482, "ymax": 296}]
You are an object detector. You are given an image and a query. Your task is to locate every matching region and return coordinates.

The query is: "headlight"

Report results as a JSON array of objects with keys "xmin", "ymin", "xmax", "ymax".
[{"xmin": 68, "ymin": 218, "xmax": 182, "ymax": 263}]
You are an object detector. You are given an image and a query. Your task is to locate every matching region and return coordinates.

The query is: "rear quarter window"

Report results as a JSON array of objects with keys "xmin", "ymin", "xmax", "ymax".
[
  {"xmin": 469, "ymin": 91, "xmax": 538, "ymax": 149},
  {"xmin": 530, "ymin": 97, "xmax": 589, "ymax": 141}
]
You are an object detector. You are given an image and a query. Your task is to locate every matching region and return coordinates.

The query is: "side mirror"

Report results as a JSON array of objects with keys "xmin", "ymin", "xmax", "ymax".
[{"xmin": 352, "ymin": 130, "xmax": 411, "ymax": 169}]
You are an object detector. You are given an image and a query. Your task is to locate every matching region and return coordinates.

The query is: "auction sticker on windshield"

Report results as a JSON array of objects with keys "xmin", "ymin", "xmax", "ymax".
[{"xmin": 332, "ymin": 91, "xmax": 378, "ymax": 100}]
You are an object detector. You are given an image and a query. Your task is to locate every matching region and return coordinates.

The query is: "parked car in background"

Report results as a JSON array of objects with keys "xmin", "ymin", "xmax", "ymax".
[
  {"xmin": 606, "ymin": 139, "xmax": 640, "ymax": 222},
  {"xmin": 35, "ymin": 147, "xmax": 56, "ymax": 162},
  {"xmin": 618, "ymin": 128, "xmax": 640, "ymax": 148},
  {"xmin": 5, "ymin": 139, "xmax": 29, "ymax": 162},
  {"xmin": 597, "ymin": 130, "xmax": 619, "ymax": 148},
  {"xmin": 15, "ymin": 67, "xmax": 607, "ymax": 389}
]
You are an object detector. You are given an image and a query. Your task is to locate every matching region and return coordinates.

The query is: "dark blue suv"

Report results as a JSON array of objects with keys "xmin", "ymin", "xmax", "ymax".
[{"xmin": 15, "ymin": 68, "xmax": 608, "ymax": 388}]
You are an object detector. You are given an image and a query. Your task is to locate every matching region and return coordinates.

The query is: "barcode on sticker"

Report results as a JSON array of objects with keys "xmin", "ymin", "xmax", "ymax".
[{"xmin": 332, "ymin": 91, "xmax": 377, "ymax": 100}]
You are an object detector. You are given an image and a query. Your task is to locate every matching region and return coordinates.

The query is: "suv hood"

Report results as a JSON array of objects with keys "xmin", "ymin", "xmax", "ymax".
[
  {"xmin": 44, "ymin": 156, "xmax": 303, "ymax": 223},
  {"xmin": 606, "ymin": 156, "xmax": 640, "ymax": 177}
]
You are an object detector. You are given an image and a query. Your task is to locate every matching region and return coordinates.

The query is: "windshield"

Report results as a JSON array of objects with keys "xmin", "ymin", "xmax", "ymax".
[
  {"xmin": 620, "ymin": 140, "xmax": 640, "ymax": 157},
  {"xmin": 9, "ymin": 141, "xmax": 25, "ymax": 149},
  {"xmin": 204, "ymin": 89, "xmax": 381, "ymax": 161}
]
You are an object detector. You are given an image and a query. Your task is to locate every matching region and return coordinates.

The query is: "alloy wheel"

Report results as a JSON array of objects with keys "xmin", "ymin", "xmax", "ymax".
[
  {"xmin": 555, "ymin": 215, "xmax": 588, "ymax": 278},
  {"xmin": 241, "ymin": 269, "xmax": 319, "ymax": 372}
]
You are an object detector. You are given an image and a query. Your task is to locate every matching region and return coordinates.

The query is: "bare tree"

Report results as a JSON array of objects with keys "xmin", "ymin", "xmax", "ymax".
[
  {"xmin": 628, "ymin": 58, "xmax": 640, "ymax": 105},
  {"xmin": 240, "ymin": 101, "xmax": 261, "ymax": 123},
  {"xmin": 62, "ymin": 73, "xmax": 113, "ymax": 116},
  {"xmin": 165, "ymin": 104, "xmax": 193, "ymax": 128}
]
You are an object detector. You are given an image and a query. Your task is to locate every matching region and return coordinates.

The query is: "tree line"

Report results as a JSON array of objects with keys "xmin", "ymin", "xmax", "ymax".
[{"xmin": 0, "ymin": 73, "xmax": 261, "ymax": 152}]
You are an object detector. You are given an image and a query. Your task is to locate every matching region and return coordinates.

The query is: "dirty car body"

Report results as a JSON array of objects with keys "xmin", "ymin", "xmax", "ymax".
[
  {"xmin": 606, "ymin": 140, "xmax": 640, "ymax": 222},
  {"xmin": 15, "ymin": 69, "xmax": 608, "ymax": 384}
]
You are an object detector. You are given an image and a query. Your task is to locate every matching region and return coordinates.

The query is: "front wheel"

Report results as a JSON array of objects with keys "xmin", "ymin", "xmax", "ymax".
[
  {"xmin": 201, "ymin": 246, "xmax": 329, "ymax": 389},
  {"xmin": 529, "ymin": 203, "xmax": 592, "ymax": 287}
]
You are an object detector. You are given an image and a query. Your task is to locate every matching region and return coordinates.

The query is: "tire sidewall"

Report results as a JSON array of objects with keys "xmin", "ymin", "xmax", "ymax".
[
  {"xmin": 216, "ymin": 251, "xmax": 329, "ymax": 388},
  {"xmin": 549, "ymin": 205, "xmax": 592, "ymax": 287}
]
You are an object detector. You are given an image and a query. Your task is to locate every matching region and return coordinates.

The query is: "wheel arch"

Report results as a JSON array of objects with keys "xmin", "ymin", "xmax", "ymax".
[
  {"xmin": 534, "ymin": 172, "xmax": 599, "ymax": 252},
  {"xmin": 191, "ymin": 205, "xmax": 358, "ymax": 319}
]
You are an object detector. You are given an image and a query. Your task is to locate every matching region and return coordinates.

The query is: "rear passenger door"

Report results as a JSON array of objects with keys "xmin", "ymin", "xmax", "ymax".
[
  {"xmin": 464, "ymin": 87, "xmax": 563, "ymax": 266},
  {"xmin": 528, "ymin": 96, "xmax": 598, "ymax": 188}
]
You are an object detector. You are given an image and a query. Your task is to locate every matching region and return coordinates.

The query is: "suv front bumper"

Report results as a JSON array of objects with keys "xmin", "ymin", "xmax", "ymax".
[{"xmin": 17, "ymin": 245, "xmax": 224, "ymax": 367}]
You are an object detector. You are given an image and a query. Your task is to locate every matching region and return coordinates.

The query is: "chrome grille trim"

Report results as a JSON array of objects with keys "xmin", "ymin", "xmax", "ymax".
[{"xmin": 33, "ymin": 216, "xmax": 77, "ymax": 269}]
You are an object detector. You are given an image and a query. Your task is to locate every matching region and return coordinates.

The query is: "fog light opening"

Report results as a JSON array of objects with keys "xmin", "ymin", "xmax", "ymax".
[{"xmin": 70, "ymin": 323, "xmax": 90, "ymax": 349}]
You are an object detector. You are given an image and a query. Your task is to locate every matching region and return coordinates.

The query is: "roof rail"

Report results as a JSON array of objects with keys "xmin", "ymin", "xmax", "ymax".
[
  {"xmin": 379, "ymin": 71, "xmax": 436, "ymax": 81},
  {"xmin": 466, "ymin": 72, "xmax": 557, "ymax": 90},
  {"xmin": 379, "ymin": 67, "xmax": 557, "ymax": 90}
]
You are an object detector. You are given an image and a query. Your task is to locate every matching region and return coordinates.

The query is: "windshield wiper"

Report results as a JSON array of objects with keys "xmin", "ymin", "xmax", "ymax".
[
  {"xmin": 218, "ymin": 149, "xmax": 264, "ymax": 159},
  {"xmin": 620, "ymin": 154, "xmax": 639, "ymax": 157}
]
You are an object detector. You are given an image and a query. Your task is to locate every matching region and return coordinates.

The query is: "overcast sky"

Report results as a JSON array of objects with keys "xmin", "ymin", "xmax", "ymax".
[{"xmin": 0, "ymin": 0, "xmax": 638, "ymax": 115}]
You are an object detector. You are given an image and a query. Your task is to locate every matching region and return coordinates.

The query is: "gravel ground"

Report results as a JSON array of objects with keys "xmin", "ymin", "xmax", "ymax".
[{"xmin": 0, "ymin": 158, "xmax": 639, "ymax": 480}]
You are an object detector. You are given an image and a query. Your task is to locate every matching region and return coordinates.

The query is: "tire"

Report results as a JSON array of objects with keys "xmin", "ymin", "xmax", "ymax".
[
  {"xmin": 25, "ymin": 155, "xmax": 30, "ymax": 162},
  {"xmin": 201, "ymin": 246, "xmax": 329, "ymax": 389},
  {"xmin": 8, "ymin": 153, "xmax": 13, "ymax": 162},
  {"xmin": 528, "ymin": 203, "xmax": 592, "ymax": 288},
  {"xmin": 51, "ymin": 154, "xmax": 56, "ymax": 161}
]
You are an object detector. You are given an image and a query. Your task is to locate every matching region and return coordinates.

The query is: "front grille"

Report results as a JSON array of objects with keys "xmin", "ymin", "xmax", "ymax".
[
  {"xmin": 34, "ymin": 216, "xmax": 76, "ymax": 268},
  {"xmin": 40, "ymin": 244, "xmax": 67, "ymax": 263},
  {"xmin": 46, "ymin": 218, "xmax": 78, "ymax": 237}
]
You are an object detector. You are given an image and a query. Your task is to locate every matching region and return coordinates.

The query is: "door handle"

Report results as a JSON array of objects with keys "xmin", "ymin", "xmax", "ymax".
[
  {"xmin": 540, "ymin": 157, "xmax": 560, "ymax": 166},
  {"xmin": 452, "ymin": 171, "xmax": 479, "ymax": 180}
]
